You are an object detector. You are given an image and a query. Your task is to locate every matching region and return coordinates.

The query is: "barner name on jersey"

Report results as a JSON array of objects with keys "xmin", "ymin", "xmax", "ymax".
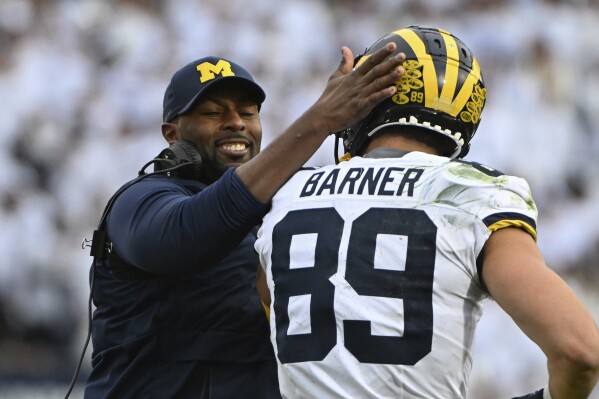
[{"xmin": 300, "ymin": 165, "xmax": 424, "ymax": 198}]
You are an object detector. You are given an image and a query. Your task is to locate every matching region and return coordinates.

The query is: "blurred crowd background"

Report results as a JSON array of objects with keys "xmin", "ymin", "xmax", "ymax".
[{"xmin": 0, "ymin": 0, "xmax": 598, "ymax": 397}]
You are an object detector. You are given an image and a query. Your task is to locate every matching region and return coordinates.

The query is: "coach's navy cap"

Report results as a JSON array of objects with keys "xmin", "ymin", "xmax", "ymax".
[{"xmin": 162, "ymin": 56, "xmax": 265, "ymax": 123}]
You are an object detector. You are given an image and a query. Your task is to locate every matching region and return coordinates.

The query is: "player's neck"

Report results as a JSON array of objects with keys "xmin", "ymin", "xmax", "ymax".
[{"xmin": 363, "ymin": 134, "xmax": 439, "ymax": 156}]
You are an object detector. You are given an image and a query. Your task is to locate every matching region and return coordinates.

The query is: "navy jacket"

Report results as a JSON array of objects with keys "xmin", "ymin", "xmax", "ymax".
[{"xmin": 84, "ymin": 169, "xmax": 276, "ymax": 398}]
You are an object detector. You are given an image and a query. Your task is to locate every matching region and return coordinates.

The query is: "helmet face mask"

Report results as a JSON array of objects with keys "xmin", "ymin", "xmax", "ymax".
[{"xmin": 337, "ymin": 25, "xmax": 486, "ymax": 160}]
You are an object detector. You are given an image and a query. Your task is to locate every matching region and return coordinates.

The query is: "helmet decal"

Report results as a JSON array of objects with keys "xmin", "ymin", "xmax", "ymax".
[
  {"xmin": 461, "ymin": 82, "xmax": 486, "ymax": 124},
  {"xmin": 395, "ymin": 28, "xmax": 440, "ymax": 110},
  {"xmin": 393, "ymin": 60, "xmax": 424, "ymax": 105}
]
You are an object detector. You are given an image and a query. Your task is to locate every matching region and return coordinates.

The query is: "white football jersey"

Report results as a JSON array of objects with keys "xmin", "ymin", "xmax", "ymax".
[{"xmin": 255, "ymin": 152, "xmax": 537, "ymax": 399}]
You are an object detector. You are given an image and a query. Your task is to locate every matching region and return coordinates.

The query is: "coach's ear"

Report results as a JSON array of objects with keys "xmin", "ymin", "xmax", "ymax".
[{"xmin": 161, "ymin": 121, "xmax": 180, "ymax": 145}]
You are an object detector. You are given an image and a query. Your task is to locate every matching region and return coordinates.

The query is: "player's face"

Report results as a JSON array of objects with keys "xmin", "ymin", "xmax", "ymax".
[{"xmin": 176, "ymin": 83, "xmax": 262, "ymax": 183}]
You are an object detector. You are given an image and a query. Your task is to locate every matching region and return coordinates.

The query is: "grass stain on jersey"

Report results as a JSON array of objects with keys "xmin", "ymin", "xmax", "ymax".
[
  {"xmin": 447, "ymin": 162, "xmax": 537, "ymax": 213},
  {"xmin": 447, "ymin": 162, "xmax": 509, "ymax": 185}
]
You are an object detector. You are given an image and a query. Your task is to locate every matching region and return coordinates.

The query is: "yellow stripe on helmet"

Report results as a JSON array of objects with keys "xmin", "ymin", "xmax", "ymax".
[
  {"xmin": 354, "ymin": 54, "xmax": 371, "ymax": 68},
  {"xmin": 450, "ymin": 57, "xmax": 482, "ymax": 117},
  {"xmin": 438, "ymin": 29, "xmax": 459, "ymax": 111}
]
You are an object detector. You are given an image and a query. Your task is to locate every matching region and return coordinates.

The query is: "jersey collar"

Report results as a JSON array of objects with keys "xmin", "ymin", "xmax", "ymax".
[{"xmin": 363, "ymin": 147, "xmax": 411, "ymax": 159}]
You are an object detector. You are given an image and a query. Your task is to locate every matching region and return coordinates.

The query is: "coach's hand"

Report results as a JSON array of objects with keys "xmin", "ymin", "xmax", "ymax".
[{"xmin": 310, "ymin": 43, "xmax": 405, "ymax": 136}]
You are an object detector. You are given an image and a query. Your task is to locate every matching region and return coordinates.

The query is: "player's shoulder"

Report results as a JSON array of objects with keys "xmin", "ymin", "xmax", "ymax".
[
  {"xmin": 428, "ymin": 158, "xmax": 536, "ymax": 213},
  {"xmin": 439, "ymin": 158, "xmax": 531, "ymax": 194},
  {"xmin": 449, "ymin": 159, "xmax": 506, "ymax": 178}
]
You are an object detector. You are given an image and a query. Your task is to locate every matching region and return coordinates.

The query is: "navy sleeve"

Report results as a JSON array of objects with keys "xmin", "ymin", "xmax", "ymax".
[
  {"xmin": 510, "ymin": 388, "xmax": 545, "ymax": 399},
  {"xmin": 106, "ymin": 168, "xmax": 270, "ymax": 274}
]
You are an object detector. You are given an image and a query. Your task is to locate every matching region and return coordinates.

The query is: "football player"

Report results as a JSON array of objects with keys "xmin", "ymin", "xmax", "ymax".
[{"xmin": 255, "ymin": 26, "xmax": 599, "ymax": 399}]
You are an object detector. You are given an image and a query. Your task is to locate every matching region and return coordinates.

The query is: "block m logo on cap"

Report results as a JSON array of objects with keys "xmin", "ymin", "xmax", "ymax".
[{"xmin": 197, "ymin": 60, "xmax": 235, "ymax": 83}]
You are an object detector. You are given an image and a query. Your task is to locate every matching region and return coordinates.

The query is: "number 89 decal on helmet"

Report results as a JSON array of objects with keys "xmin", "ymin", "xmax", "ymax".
[{"xmin": 338, "ymin": 25, "xmax": 487, "ymax": 160}]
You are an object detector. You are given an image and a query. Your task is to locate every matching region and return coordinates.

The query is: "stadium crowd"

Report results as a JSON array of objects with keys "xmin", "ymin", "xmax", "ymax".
[{"xmin": 0, "ymin": 0, "xmax": 598, "ymax": 397}]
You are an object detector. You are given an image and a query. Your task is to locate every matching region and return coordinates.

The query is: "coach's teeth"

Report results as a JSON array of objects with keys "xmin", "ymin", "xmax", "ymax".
[
  {"xmin": 454, "ymin": 133, "xmax": 462, "ymax": 140},
  {"xmin": 222, "ymin": 143, "xmax": 246, "ymax": 151}
]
